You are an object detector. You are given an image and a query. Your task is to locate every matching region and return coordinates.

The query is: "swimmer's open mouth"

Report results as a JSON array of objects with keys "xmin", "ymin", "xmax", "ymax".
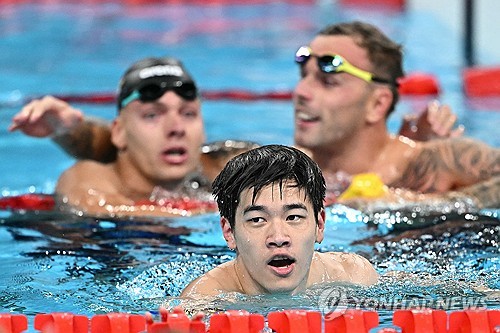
[
  {"xmin": 164, "ymin": 147, "xmax": 187, "ymax": 156},
  {"xmin": 162, "ymin": 147, "xmax": 188, "ymax": 164},
  {"xmin": 268, "ymin": 255, "xmax": 296, "ymax": 267}
]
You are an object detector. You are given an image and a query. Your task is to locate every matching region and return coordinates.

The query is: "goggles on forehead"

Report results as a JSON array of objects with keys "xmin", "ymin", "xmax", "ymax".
[
  {"xmin": 295, "ymin": 46, "xmax": 395, "ymax": 85},
  {"xmin": 120, "ymin": 81, "xmax": 198, "ymax": 109}
]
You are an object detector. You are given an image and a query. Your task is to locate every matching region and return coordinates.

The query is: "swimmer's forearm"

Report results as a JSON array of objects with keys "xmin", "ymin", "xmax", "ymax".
[{"xmin": 52, "ymin": 118, "xmax": 117, "ymax": 162}]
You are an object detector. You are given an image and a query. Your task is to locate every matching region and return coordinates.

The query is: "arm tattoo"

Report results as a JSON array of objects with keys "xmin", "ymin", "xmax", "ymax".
[
  {"xmin": 392, "ymin": 138, "xmax": 500, "ymax": 193},
  {"xmin": 457, "ymin": 175, "xmax": 500, "ymax": 209},
  {"xmin": 53, "ymin": 119, "xmax": 117, "ymax": 162},
  {"xmin": 53, "ymin": 121, "xmax": 94, "ymax": 159}
]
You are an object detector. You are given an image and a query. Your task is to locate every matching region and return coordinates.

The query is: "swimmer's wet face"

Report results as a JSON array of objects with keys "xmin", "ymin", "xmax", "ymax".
[
  {"xmin": 221, "ymin": 181, "xmax": 325, "ymax": 294},
  {"xmin": 111, "ymin": 56, "xmax": 206, "ymax": 188},
  {"xmin": 212, "ymin": 144, "xmax": 327, "ymax": 294},
  {"xmin": 112, "ymin": 89, "xmax": 205, "ymax": 187}
]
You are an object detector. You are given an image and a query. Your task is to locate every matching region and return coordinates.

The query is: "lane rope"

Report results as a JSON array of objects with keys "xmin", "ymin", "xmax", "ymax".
[{"xmin": 0, "ymin": 72, "xmax": 441, "ymax": 108}]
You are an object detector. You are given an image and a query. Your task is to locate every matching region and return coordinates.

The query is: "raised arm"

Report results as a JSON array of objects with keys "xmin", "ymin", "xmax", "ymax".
[
  {"xmin": 9, "ymin": 95, "xmax": 117, "ymax": 162},
  {"xmin": 52, "ymin": 117, "xmax": 116, "ymax": 163}
]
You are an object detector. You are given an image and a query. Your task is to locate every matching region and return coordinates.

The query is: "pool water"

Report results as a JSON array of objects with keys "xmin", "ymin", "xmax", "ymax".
[{"xmin": 0, "ymin": 1, "xmax": 499, "ymax": 330}]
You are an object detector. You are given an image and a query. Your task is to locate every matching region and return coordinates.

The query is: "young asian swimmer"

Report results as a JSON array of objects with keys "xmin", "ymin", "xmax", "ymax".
[{"xmin": 180, "ymin": 144, "xmax": 378, "ymax": 297}]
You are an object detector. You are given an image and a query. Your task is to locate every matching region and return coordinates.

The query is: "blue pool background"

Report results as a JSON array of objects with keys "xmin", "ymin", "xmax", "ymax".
[
  {"xmin": 0, "ymin": 1, "xmax": 499, "ymax": 330},
  {"xmin": 1, "ymin": 1, "xmax": 499, "ymax": 194}
]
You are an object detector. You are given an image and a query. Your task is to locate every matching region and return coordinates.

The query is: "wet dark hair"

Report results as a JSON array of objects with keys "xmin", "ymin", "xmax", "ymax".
[
  {"xmin": 318, "ymin": 21, "xmax": 404, "ymax": 116},
  {"xmin": 212, "ymin": 145, "xmax": 326, "ymax": 229}
]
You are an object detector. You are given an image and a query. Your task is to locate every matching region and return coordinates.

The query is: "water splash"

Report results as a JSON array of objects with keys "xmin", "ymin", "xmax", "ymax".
[{"xmin": 116, "ymin": 252, "xmax": 233, "ymax": 298}]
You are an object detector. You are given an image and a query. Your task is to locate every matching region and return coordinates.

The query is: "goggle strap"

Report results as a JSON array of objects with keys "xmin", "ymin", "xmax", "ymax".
[
  {"xmin": 120, "ymin": 90, "xmax": 141, "ymax": 109},
  {"xmin": 337, "ymin": 61, "xmax": 373, "ymax": 82},
  {"xmin": 372, "ymin": 76, "xmax": 398, "ymax": 86}
]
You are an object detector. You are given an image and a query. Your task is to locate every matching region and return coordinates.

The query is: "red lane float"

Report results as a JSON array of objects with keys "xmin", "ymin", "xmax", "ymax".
[
  {"xmin": 0, "ymin": 194, "xmax": 217, "ymax": 214},
  {"xmin": 1, "ymin": 309, "xmax": 499, "ymax": 333},
  {"xmin": 34, "ymin": 313, "xmax": 88, "ymax": 333},
  {"xmin": 325, "ymin": 309, "xmax": 379, "ymax": 332},
  {"xmin": 339, "ymin": 0, "xmax": 405, "ymax": 10},
  {"xmin": 210, "ymin": 310, "xmax": 264, "ymax": 333},
  {"xmin": 0, "ymin": 314, "xmax": 27, "ymax": 333},
  {"xmin": 449, "ymin": 309, "xmax": 500, "ymax": 333},
  {"xmin": 393, "ymin": 309, "xmax": 447, "ymax": 333},
  {"xmin": 91, "ymin": 313, "xmax": 147, "ymax": 333},
  {"xmin": 0, "ymin": 194, "xmax": 55, "ymax": 211},
  {"xmin": 398, "ymin": 72, "xmax": 440, "ymax": 95},
  {"xmin": 147, "ymin": 310, "xmax": 205, "ymax": 333},
  {"xmin": 268, "ymin": 310, "xmax": 322, "ymax": 333},
  {"xmin": 463, "ymin": 66, "xmax": 500, "ymax": 97}
]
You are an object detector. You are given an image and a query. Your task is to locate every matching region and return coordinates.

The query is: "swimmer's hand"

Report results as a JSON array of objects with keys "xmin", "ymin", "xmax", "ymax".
[
  {"xmin": 9, "ymin": 95, "xmax": 83, "ymax": 137},
  {"xmin": 399, "ymin": 100, "xmax": 465, "ymax": 141}
]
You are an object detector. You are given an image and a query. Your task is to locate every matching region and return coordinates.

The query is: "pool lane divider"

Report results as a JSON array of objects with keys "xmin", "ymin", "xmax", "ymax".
[
  {"xmin": 0, "ymin": 72, "xmax": 440, "ymax": 108},
  {"xmin": 1, "ymin": 308, "xmax": 499, "ymax": 332},
  {"xmin": 339, "ymin": 0, "xmax": 405, "ymax": 11},
  {"xmin": 55, "ymin": 72, "xmax": 440, "ymax": 103},
  {"xmin": 0, "ymin": 194, "xmax": 218, "ymax": 214},
  {"xmin": 0, "ymin": 194, "xmax": 55, "ymax": 211}
]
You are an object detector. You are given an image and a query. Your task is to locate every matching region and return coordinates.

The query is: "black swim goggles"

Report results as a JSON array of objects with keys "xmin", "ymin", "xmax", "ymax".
[
  {"xmin": 295, "ymin": 46, "xmax": 395, "ymax": 85},
  {"xmin": 120, "ymin": 80, "xmax": 198, "ymax": 109}
]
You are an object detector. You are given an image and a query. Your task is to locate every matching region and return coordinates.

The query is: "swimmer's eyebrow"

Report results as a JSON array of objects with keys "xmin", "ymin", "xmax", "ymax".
[
  {"xmin": 243, "ymin": 205, "xmax": 266, "ymax": 215},
  {"xmin": 284, "ymin": 203, "xmax": 308, "ymax": 211},
  {"xmin": 242, "ymin": 203, "xmax": 308, "ymax": 215}
]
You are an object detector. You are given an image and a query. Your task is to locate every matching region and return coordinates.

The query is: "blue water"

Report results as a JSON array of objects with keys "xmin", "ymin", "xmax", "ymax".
[{"xmin": 0, "ymin": 2, "xmax": 499, "ymax": 330}]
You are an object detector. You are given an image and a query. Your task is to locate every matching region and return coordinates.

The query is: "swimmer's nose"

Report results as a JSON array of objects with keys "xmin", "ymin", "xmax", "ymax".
[
  {"xmin": 293, "ymin": 69, "xmax": 315, "ymax": 102},
  {"xmin": 267, "ymin": 220, "xmax": 291, "ymax": 248},
  {"xmin": 164, "ymin": 112, "xmax": 186, "ymax": 138},
  {"xmin": 294, "ymin": 78, "xmax": 309, "ymax": 101}
]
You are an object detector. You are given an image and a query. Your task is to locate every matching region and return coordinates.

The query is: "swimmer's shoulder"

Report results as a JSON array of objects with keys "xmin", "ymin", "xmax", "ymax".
[
  {"xmin": 60, "ymin": 160, "xmax": 116, "ymax": 180},
  {"xmin": 180, "ymin": 260, "xmax": 241, "ymax": 298},
  {"xmin": 391, "ymin": 136, "xmax": 498, "ymax": 190},
  {"xmin": 56, "ymin": 160, "xmax": 118, "ymax": 192},
  {"xmin": 316, "ymin": 251, "xmax": 379, "ymax": 286},
  {"xmin": 200, "ymin": 140, "xmax": 260, "ymax": 182}
]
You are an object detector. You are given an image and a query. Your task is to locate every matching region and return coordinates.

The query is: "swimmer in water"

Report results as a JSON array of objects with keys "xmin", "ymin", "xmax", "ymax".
[
  {"xmin": 32, "ymin": 56, "xmax": 256, "ymax": 217},
  {"xmin": 11, "ymin": 22, "xmax": 497, "ymax": 210},
  {"xmin": 293, "ymin": 21, "xmax": 499, "ymax": 208},
  {"xmin": 180, "ymin": 145, "xmax": 378, "ymax": 297}
]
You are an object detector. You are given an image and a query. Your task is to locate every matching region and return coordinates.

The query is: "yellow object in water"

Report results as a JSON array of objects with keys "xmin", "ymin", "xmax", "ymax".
[{"xmin": 338, "ymin": 173, "xmax": 388, "ymax": 200}]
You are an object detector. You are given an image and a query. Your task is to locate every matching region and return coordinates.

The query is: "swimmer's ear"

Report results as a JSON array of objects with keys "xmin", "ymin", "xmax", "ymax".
[
  {"xmin": 315, "ymin": 209, "xmax": 326, "ymax": 244},
  {"xmin": 366, "ymin": 85, "xmax": 393, "ymax": 124},
  {"xmin": 221, "ymin": 217, "xmax": 236, "ymax": 250},
  {"xmin": 111, "ymin": 117, "xmax": 127, "ymax": 150}
]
